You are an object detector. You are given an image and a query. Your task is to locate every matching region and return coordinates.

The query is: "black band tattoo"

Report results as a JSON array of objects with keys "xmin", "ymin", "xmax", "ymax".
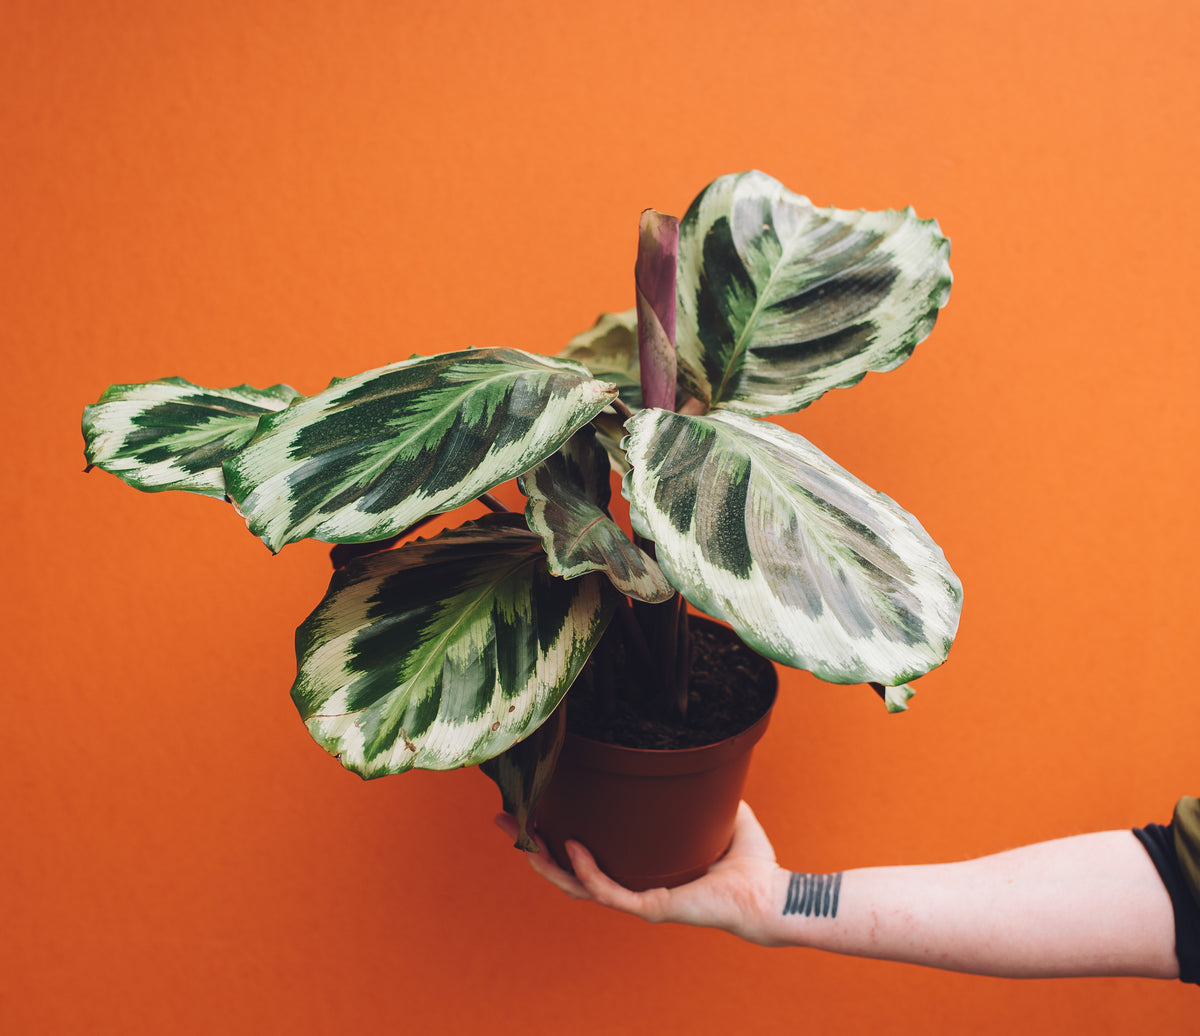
[{"xmin": 783, "ymin": 871, "xmax": 842, "ymax": 918}]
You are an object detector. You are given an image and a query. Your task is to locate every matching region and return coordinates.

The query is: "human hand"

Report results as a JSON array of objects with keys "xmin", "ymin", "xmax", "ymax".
[{"xmin": 495, "ymin": 800, "xmax": 787, "ymax": 945}]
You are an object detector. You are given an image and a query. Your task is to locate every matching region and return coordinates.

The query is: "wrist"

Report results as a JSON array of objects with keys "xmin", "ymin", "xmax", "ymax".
[
  {"xmin": 755, "ymin": 867, "xmax": 847, "ymax": 948},
  {"xmin": 721, "ymin": 864, "xmax": 796, "ymax": 946}
]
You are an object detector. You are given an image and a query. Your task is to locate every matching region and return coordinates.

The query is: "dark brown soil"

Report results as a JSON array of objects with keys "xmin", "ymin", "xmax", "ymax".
[{"xmin": 566, "ymin": 618, "xmax": 777, "ymax": 750}]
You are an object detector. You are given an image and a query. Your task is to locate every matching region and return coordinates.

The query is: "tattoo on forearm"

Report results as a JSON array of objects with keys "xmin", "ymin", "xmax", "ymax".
[{"xmin": 783, "ymin": 872, "xmax": 842, "ymax": 918}]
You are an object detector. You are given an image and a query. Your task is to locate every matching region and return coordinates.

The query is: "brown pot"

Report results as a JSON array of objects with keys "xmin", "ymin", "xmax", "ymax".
[{"xmin": 534, "ymin": 659, "xmax": 777, "ymax": 891}]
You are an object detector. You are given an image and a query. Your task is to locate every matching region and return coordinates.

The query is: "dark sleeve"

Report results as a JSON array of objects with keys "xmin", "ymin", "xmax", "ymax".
[
  {"xmin": 1133, "ymin": 812, "xmax": 1200, "ymax": 986},
  {"xmin": 1172, "ymin": 798, "xmax": 1200, "ymax": 904}
]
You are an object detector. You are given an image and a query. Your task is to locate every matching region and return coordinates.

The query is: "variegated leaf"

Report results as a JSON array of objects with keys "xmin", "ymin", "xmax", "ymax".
[
  {"xmin": 224, "ymin": 349, "xmax": 617, "ymax": 552},
  {"xmin": 676, "ymin": 170, "xmax": 952, "ymax": 417},
  {"xmin": 558, "ymin": 309, "xmax": 642, "ymax": 409},
  {"xmin": 82, "ymin": 378, "xmax": 299, "ymax": 497},
  {"xmin": 479, "ymin": 703, "xmax": 566, "ymax": 852},
  {"xmin": 291, "ymin": 517, "xmax": 617, "ymax": 777},
  {"xmin": 623, "ymin": 409, "xmax": 961, "ymax": 685},
  {"xmin": 519, "ymin": 425, "xmax": 674, "ymax": 603}
]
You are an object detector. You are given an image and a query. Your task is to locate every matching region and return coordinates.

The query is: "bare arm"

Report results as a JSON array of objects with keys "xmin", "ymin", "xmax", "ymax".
[{"xmin": 497, "ymin": 802, "xmax": 1179, "ymax": 979}]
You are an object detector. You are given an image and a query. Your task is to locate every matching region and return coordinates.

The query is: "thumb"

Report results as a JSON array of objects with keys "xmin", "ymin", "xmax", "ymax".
[{"xmin": 725, "ymin": 801, "xmax": 776, "ymax": 862}]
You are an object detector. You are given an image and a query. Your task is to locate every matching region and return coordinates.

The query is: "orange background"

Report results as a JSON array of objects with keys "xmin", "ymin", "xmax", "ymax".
[{"xmin": 4, "ymin": 1, "xmax": 1199, "ymax": 1031}]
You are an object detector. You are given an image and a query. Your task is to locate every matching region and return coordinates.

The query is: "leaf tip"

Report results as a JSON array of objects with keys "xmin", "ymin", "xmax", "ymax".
[{"xmin": 871, "ymin": 681, "xmax": 915, "ymax": 713}]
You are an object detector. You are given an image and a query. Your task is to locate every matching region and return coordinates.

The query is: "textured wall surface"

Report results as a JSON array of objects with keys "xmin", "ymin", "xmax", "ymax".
[{"xmin": 4, "ymin": 1, "xmax": 1198, "ymax": 1031}]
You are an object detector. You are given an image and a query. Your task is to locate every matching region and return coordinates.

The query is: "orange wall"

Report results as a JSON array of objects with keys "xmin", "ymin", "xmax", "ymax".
[{"xmin": 4, "ymin": 1, "xmax": 1198, "ymax": 1031}]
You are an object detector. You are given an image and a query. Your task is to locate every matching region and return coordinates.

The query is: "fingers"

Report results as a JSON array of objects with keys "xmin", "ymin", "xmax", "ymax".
[
  {"xmin": 493, "ymin": 814, "xmax": 592, "ymax": 899},
  {"xmin": 493, "ymin": 812, "xmax": 520, "ymax": 843},
  {"xmin": 564, "ymin": 840, "xmax": 671, "ymax": 922},
  {"xmin": 492, "ymin": 812, "xmax": 666, "ymax": 914},
  {"xmin": 523, "ymin": 831, "xmax": 592, "ymax": 900}
]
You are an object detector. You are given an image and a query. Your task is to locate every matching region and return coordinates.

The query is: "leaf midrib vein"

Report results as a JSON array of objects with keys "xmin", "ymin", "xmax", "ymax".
[{"xmin": 311, "ymin": 538, "xmax": 542, "ymax": 724}]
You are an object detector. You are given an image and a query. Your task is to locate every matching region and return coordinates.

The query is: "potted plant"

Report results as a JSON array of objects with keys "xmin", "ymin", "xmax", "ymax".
[{"xmin": 82, "ymin": 170, "xmax": 961, "ymax": 888}]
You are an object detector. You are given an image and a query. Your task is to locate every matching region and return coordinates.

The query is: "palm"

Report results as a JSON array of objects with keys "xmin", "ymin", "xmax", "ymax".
[{"xmin": 497, "ymin": 801, "xmax": 784, "ymax": 944}]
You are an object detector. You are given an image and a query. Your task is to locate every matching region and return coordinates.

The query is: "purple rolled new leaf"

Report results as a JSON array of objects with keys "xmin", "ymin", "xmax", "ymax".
[{"xmin": 635, "ymin": 209, "xmax": 679, "ymax": 412}]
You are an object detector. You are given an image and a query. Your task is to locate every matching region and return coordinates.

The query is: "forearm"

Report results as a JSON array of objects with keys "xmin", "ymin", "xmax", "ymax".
[
  {"xmin": 761, "ymin": 831, "xmax": 1179, "ymax": 979},
  {"xmin": 504, "ymin": 804, "xmax": 1182, "ymax": 981}
]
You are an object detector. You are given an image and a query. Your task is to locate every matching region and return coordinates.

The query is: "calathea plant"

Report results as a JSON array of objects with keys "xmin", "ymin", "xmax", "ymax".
[{"xmin": 82, "ymin": 171, "xmax": 961, "ymax": 849}]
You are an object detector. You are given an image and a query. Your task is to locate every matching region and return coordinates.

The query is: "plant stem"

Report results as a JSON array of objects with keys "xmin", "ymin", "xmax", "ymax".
[
  {"xmin": 479, "ymin": 492, "xmax": 512, "ymax": 513},
  {"xmin": 332, "ymin": 490, "xmax": 511, "ymax": 568},
  {"xmin": 596, "ymin": 624, "xmax": 615, "ymax": 714},
  {"xmin": 674, "ymin": 597, "xmax": 691, "ymax": 719},
  {"xmin": 629, "ymin": 592, "xmax": 688, "ymax": 722},
  {"xmin": 610, "ymin": 397, "xmax": 635, "ymax": 423},
  {"xmin": 616, "ymin": 598, "xmax": 657, "ymax": 698},
  {"xmin": 660, "ymin": 596, "xmax": 679, "ymax": 715}
]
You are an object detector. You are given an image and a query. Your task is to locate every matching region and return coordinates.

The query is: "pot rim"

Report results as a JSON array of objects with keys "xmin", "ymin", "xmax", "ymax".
[{"xmin": 558, "ymin": 679, "xmax": 777, "ymax": 777}]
